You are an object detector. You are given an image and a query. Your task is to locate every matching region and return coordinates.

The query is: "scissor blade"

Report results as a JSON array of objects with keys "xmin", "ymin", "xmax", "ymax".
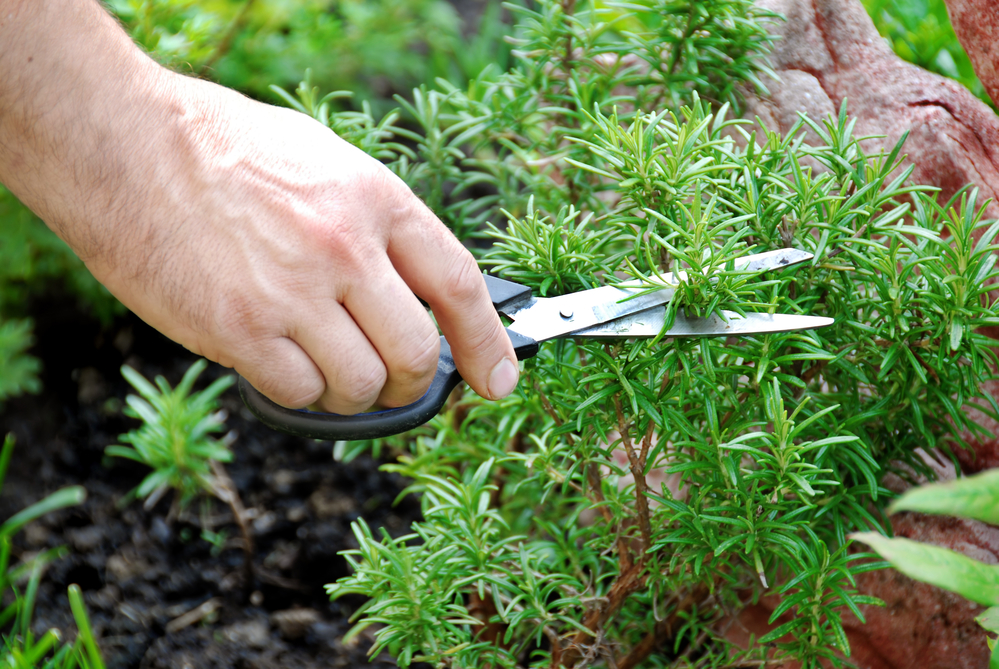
[
  {"xmin": 503, "ymin": 248, "xmax": 815, "ymax": 343},
  {"xmin": 571, "ymin": 308, "xmax": 834, "ymax": 338}
]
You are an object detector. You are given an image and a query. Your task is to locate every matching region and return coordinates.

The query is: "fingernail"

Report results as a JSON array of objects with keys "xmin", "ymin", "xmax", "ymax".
[{"xmin": 488, "ymin": 358, "xmax": 519, "ymax": 399}]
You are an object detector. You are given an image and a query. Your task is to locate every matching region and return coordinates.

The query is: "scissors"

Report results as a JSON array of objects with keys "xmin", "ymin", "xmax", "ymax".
[{"xmin": 238, "ymin": 248, "xmax": 833, "ymax": 441}]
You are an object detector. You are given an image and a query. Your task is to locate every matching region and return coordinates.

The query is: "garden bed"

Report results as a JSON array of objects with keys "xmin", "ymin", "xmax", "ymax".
[{"xmin": 0, "ymin": 293, "xmax": 422, "ymax": 668}]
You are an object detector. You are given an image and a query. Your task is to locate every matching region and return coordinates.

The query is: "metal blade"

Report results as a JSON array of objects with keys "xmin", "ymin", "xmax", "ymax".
[
  {"xmin": 503, "ymin": 248, "xmax": 815, "ymax": 343},
  {"xmin": 571, "ymin": 308, "xmax": 834, "ymax": 339}
]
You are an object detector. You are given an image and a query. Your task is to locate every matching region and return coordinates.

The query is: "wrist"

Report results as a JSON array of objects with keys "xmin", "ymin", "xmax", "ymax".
[{"xmin": 0, "ymin": 1, "xmax": 199, "ymax": 268}]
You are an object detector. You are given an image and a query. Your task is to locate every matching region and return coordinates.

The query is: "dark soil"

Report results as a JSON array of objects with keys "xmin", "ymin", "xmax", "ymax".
[{"xmin": 0, "ymin": 294, "xmax": 424, "ymax": 668}]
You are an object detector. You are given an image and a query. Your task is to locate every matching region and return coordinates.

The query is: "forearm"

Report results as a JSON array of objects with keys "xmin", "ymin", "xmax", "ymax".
[{"xmin": 0, "ymin": 0, "xmax": 196, "ymax": 268}]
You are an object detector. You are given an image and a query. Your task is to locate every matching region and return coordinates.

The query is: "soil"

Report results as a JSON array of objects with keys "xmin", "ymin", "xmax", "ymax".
[{"xmin": 0, "ymin": 293, "xmax": 426, "ymax": 668}]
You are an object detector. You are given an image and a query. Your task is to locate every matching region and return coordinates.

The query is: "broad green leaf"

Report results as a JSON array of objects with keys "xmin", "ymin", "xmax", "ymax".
[
  {"xmin": 977, "ymin": 606, "xmax": 999, "ymax": 633},
  {"xmin": 852, "ymin": 532, "xmax": 999, "ymax": 606},
  {"xmin": 889, "ymin": 469, "xmax": 999, "ymax": 525}
]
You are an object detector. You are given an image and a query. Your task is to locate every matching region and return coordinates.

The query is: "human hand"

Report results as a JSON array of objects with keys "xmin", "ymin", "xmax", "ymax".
[
  {"xmin": 110, "ymin": 76, "xmax": 520, "ymax": 413},
  {"xmin": 0, "ymin": 1, "xmax": 519, "ymax": 413}
]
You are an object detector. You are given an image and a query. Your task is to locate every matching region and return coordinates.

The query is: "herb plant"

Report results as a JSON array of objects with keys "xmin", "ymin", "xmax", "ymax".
[
  {"xmin": 104, "ymin": 361, "xmax": 256, "ymax": 581},
  {"xmin": 264, "ymin": 0, "xmax": 999, "ymax": 666},
  {"xmin": 107, "ymin": 360, "xmax": 234, "ymax": 510},
  {"xmin": 0, "ymin": 434, "xmax": 103, "ymax": 669}
]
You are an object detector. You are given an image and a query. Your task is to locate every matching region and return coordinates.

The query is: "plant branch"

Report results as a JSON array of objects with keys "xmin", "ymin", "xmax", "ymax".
[
  {"xmin": 615, "ymin": 583, "xmax": 709, "ymax": 669},
  {"xmin": 544, "ymin": 625, "xmax": 563, "ymax": 669},
  {"xmin": 210, "ymin": 460, "xmax": 254, "ymax": 590},
  {"xmin": 614, "ymin": 394, "xmax": 653, "ymax": 559},
  {"xmin": 563, "ymin": 562, "xmax": 646, "ymax": 668}
]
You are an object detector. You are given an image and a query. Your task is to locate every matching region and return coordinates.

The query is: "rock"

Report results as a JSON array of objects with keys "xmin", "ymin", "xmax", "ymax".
[
  {"xmin": 75, "ymin": 367, "xmax": 106, "ymax": 404},
  {"xmin": 67, "ymin": 525, "xmax": 104, "ymax": 552},
  {"xmin": 267, "ymin": 469, "xmax": 298, "ymax": 495},
  {"xmin": 308, "ymin": 489, "xmax": 355, "ymax": 519},
  {"xmin": 263, "ymin": 541, "xmax": 299, "ymax": 572},
  {"xmin": 726, "ymin": 452, "xmax": 996, "ymax": 668},
  {"xmin": 222, "ymin": 619, "xmax": 270, "ymax": 649},
  {"xmin": 747, "ymin": 0, "xmax": 999, "ymax": 488},
  {"xmin": 251, "ymin": 510, "xmax": 277, "ymax": 535},
  {"xmin": 945, "ymin": 0, "xmax": 999, "ymax": 106},
  {"xmin": 270, "ymin": 608, "xmax": 320, "ymax": 640},
  {"xmin": 105, "ymin": 553, "xmax": 147, "ymax": 583},
  {"xmin": 149, "ymin": 516, "xmax": 172, "ymax": 546},
  {"xmin": 22, "ymin": 521, "xmax": 51, "ymax": 548},
  {"xmin": 286, "ymin": 504, "xmax": 308, "ymax": 523},
  {"xmin": 746, "ymin": 0, "xmax": 999, "ymax": 220}
]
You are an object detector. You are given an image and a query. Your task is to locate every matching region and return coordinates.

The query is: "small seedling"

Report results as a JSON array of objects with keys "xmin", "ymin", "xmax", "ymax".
[{"xmin": 106, "ymin": 361, "xmax": 255, "ymax": 584}]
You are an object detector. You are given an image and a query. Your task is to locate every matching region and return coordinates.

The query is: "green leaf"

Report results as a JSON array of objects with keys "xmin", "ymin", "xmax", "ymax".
[
  {"xmin": 889, "ymin": 469, "xmax": 999, "ymax": 525},
  {"xmin": 950, "ymin": 320, "xmax": 964, "ymax": 351},
  {"xmin": 0, "ymin": 486, "xmax": 86, "ymax": 538},
  {"xmin": 758, "ymin": 618, "xmax": 800, "ymax": 644},
  {"xmin": 852, "ymin": 532, "xmax": 999, "ymax": 606},
  {"xmin": 977, "ymin": 606, "xmax": 999, "ymax": 633}
]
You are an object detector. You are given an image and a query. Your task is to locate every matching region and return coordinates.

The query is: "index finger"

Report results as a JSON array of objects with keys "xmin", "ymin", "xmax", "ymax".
[{"xmin": 386, "ymin": 201, "xmax": 519, "ymax": 401}]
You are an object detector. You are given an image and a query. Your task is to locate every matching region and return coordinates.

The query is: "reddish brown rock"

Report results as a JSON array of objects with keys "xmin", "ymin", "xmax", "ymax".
[
  {"xmin": 747, "ymin": 0, "xmax": 999, "ymax": 220},
  {"xmin": 726, "ymin": 511, "xmax": 996, "ymax": 669},
  {"xmin": 842, "ymin": 511, "xmax": 994, "ymax": 669},
  {"xmin": 945, "ymin": 0, "xmax": 999, "ymax": 107}
]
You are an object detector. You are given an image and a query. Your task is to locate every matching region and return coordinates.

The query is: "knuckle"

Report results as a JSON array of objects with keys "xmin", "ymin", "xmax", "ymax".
[
  {"xmin": 441, "ymin": 251, "xmax": 484, "ymax": 307},
  {"xmin": 357, "ymin": 162, "xmax": 399, "ymax": 201},
  {"xmin": 306, "ymin": 215, "xmax": 364, "ymax": 270}
]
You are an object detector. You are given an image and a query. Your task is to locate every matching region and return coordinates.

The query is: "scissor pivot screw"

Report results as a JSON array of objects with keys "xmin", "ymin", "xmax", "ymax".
[{"xmin": 559, "ymin": 308, "xmax": 574, "ymax": 320}]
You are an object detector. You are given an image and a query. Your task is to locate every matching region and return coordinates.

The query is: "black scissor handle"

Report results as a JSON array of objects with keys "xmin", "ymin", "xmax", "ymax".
[{"xmin": 239, "ymin": 328, "xmax": 538, "ymax": 441}]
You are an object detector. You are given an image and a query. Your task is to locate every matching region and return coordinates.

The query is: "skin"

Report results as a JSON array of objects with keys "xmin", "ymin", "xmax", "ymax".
[{"xmin": 0, "ymin": 0, "xmax": 519, "ymax": 413}]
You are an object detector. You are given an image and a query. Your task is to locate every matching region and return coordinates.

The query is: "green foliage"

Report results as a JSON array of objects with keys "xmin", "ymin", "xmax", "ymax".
[
  {"xmin": 0, "ymin": 435, "xmax": 103, "ymax": 669},
  {"xmin": 106, "ymin": 0, "xmax": 511, "ymax": 103},
  {"xmin": 0, "ymin": 186, "xmax": 122, "ymax": 403},
  {"xmin": 106, "ymin": 360, "xmax": 235, "ymax": 508},
  {"xmin": 887, "ymin": 468, "xmax": 999, "ymax": 525},
  {"xmin": 854, "ymin": 532, "xmax": 999, "ymax": 606},
  {"xmin": 105, "ymin": 0, "xmax": 226, "ymax": 70},
  {"xmin": 854, "ymin": 467, "xmax": 999, "ymax": 669},
  {"xmin": 0, "ymin": 320, "xmax": 39, "ymax": 404},
  {"xmin": 862, "ymin": 0, "xmax": 993, "ymax": 107},
  {"xmin": 267, "ymin": 1, "xmax": 999, "ymax": 666},
  {"xmin": 215, "ymin": 0, "xmax": 469, "ymax": 103}
]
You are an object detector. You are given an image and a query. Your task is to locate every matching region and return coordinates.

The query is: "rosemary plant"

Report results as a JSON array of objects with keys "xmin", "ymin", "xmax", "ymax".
[
  {"xmin": 269, "ymin": 0, "xmax": 999, "ymax": 666},
  {"xmin": 105, "ymin": 361, "xmax": 257, "ymax": 581},
  {"xmin": 106, "ymin": 360, "xmax": 235, "ymax": 511}
]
